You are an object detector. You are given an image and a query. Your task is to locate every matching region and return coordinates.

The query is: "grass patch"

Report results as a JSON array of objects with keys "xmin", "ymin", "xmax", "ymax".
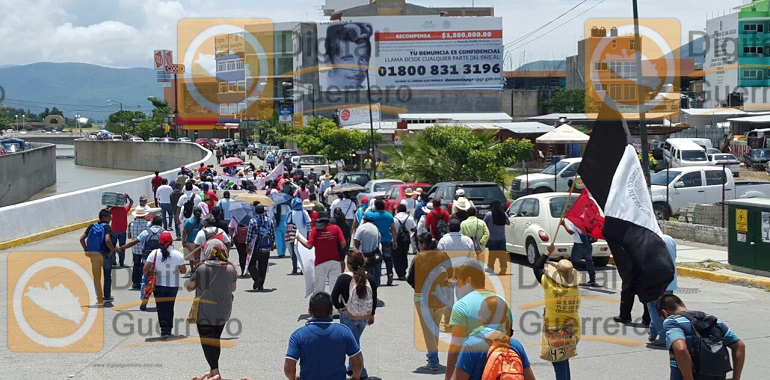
[{"xmin": 679, "ymin": 259, "xmax": 727, "ymax": 271}]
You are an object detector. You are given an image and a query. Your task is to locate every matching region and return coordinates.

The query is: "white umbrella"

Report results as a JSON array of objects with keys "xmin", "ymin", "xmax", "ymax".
[{"xmin": 535, "ymin": 124, "xmax": 590, "ymax": 144}]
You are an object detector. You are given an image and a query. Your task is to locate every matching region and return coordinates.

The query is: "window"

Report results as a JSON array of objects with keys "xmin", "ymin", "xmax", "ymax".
[
  {"xmin": 228, "ymin": 81, "xmax": 236, "ymax": 92},
  {"xmin": 219, "ymin": 104, "xmax": 228, "ymax": 115},
  {"xmin": 461, "ymin": 185, "xmax": 506, "ymax": 203},
  {"xmin": 561, "ymin": 163, "xmax": 579, "ymax": 177},
  {"xmin": 744, "ymin": 69, "xmax": 765, "ymax": 79},
  {"xmin": 235, "ymin": 59, "xmax": 244, "ymax": 70},
  {"xmin": 229, "ymin": 104, "xmax": 237, "ymax": 114},
  {"xmin": 594, "ymin": 83, "xmax": 604, "ymax": 92},
  {"xmin": 237, "ymin": 80, "xmax": 246, "ymax": 91},
  {"xmin": 609, "ymin": 61, "xmax": 622, "ymax": 77},
  {"xmin": 550, "ymin": 197, "xmax": 578, "ymax": 218},
  {"xmin": 508, "ymin": 199, "xmax": 523, "ymax": 216},
  {"xmin": 623, "ymin": 62, "xmax": 636, "ymax": 78},
  {"xmin": 679, "ymin": 172, "xmax": 702, "ymax": 187},
  {"xmin": 705, "ymin": 170, "xmax": 727, "ymax": 186},
  {"xmin": 226, "ymin": 60, "xmax": 236, "ymax": 71},
  {"xmin": 743, "ymin": 46, "xmax": 764, "ymax": 56},
  {"xmin": 238, "ymin": 102, "xmax": 246, "ymax": 113},
  {"xmin": 519, "ymin": 199, "xmax": 540, "ymax": 217},
  {"xmin": 629, "ymin": 40, "xmax": 636, "ymax": 50},
  {"xmin": 219, "ymin": 82, "xmax": 227, "ymax": 93},
  {"xmin": 744, "ymin": 23, "xmax": 764, "ymax": 32},
  {"xmin": 623, "ymin": 84, "xmax": 636, "ymax": 101},
  {"xmin": 217, "ymin": 61, "xmax": 226, "ymax": 72},
  {"xmin": 373, "ymin": 181, "xmax": 399, "ymax": 192},
  {"xmin": 612, "ymin": 40, "xmax": 617, "ymax": 48},
  {"xmin": 593, "ymin": 62, "xmax": 607, "ymax": 71},
  {"xmin": 650, "ymin": 170, "xmax": 682, "ymax": 186},
  {"xmin": 609, "ymin": 83, "xmax": 623, "ymax": 100}
]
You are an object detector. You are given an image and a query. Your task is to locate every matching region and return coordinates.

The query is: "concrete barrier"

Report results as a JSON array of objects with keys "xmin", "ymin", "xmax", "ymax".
[
  {"xmin": 658, "ymin": 220, "xmax": 728, "ymax": 247},
  {"xmin": 75, "ymin": 140, "xmax": 209, "ymax": 172},
  {"xmin": 0, "ymin": 143, "xmax": 56, "ymax": 207},
  {"xmin": 0, "ymin": 144, "xmax": 212, "ymax": 245}
]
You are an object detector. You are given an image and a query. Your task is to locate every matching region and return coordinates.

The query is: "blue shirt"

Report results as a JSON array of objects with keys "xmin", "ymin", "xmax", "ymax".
[
  {"xmin": 457, "ymin": 330, "xmax": 531, "ymax": 380},
  {"xmin": 449, "ymin": 291, "xmax": 514, "ymax": 339},
  {"xmin": 216, "ymin": 198, "xmax": 233, "ymax": 221},
  {"xmin": 414, "ymin": 200, "xmax": 426, "ymax": 222},
  {"xmin": 184, "ymin": 217, "xmax": 204, "ymax": 244},
  {"xmin": 286, "ymin": 318, "xmax": 361, "ymax": 380},
  {"xmin": 664, "ymin": 314, "xmax": 739, "ymax": 370},
  {"xmin": 661, "ymin": 234, "xmax": 678, "ymax": 292},
  {"xmin": 371, "ymin": 210, "xmax": 395, "ymax": 243}
]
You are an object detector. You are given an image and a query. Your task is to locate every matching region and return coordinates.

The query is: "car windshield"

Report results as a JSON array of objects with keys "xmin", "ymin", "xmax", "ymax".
[
  {"xmin": 347, "ymin": 174, "xmax": 370, "ymax": 186},
  {"xmin": 714, "ymin": 154, "xmax": 735, "ymax": 161},
  {"xmin": 461, "ymin": 185, "xmax": 505, "ymax": 202},
  {"xmin": 681, "ymin": 150, "xmax": 707, "ymax": 161},
  {"xmin": 650, "ymin": 170, "xmax": 682, "ymax": 186},
  {"xmin": 541, "ymin": 161, "xmax": 571, "ymax": 175},
  {"xmin": 299, "ymin": 156, "xmax": 327, "ymax": 165},
  {"xmin": 550, "ymin": 197, "xmax": 578, "ymax": 218},
  {"xmin": 752, "ymin": 149, "xmax": 770, "ymax": 157},
  {"xmin": 374, "ymin": 181, "xmax": 401, "ymax": 192}
]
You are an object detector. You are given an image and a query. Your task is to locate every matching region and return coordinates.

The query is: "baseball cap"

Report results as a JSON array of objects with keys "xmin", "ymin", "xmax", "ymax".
[{"xmin": 361, "ymin": 196, "xmax": 370, "ymax": 204}]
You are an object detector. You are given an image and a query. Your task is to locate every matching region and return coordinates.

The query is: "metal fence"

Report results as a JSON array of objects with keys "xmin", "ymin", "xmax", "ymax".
[{"xmin": 670, "ymin": 126, "xmax": 728, "ymax": 148}]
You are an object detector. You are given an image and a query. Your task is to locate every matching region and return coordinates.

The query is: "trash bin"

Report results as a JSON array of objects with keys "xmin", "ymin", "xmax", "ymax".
[{"xmin": 726, "ymin": 198, "xmax": 770, "ymax": 272}]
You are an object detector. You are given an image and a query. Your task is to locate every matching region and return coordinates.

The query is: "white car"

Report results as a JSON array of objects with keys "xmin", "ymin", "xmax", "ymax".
[
  {"xmin": 147, "ymin": 137, "xmax": 162, "ymax": 142},
  {"xmin": 505, "ymin": 193, "xmax": 611, "ymax": 266},
  {"xmin": 217, "ymin": 138, "xmax": 233, "ymax": 147},
  {"xmin": 130, "ymin": 137, "xmax": 144, "ymax": 142},
  {"xmin": 109, "ymin": 135, "xmax": 123, "ymax": 141},
  {"xmin": 707, "ymin": 153, "xmax": 740, "ymax": 177},
  {"xmin": 178, "ymin": 137, "xmax": 191, "ymax": 142}
]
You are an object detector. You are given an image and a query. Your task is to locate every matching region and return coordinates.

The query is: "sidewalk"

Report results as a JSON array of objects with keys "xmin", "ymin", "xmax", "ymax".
[{"xmin": 673, "ymin": 238, "xmax": 770, "ymax": 290}]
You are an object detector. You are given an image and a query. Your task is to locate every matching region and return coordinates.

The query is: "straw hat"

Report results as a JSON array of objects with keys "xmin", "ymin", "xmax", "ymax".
[
  {"xmin": 302, "ymin": 199, "xmax": 314, "ymax": 210},
  {"xmin": 404, "ymin": 188, "xmax": 414, "ymax": 196},
  {"xmin": 132, "ymin": 208, "xmax": 151, "ymax": 218},
  {"xmin": 324, "ymin": 173, "xmax": 332, "ymax": 179},
  {"xmin": 545, "ymin": 259, "xmax": 579, "ymax": 287},
  {"xmin": 415, "ymin": 188, "xmax": 424, "ymax": 195},
  {"xmin": 454, "ymin": 197, "xmax": 472, "ymax": 211}
]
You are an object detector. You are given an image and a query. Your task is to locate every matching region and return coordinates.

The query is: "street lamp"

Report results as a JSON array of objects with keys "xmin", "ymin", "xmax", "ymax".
[
  {"xmin": 14, "ymin": 115, "xmax": 18, "ymax": 132},
  {"xmin": 106, "ymin": 99, "xmax": 123, "ymax": 111},
  {"xmin": 283, "ymin": 81, "xmax": 316, "ymax": 117}
]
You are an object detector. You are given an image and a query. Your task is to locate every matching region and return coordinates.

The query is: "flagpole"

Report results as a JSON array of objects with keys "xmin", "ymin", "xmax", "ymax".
[
  {"xmin": 550, "ymin": 175, "xmax": 579, "ymax": 247},
  {"xmin": 633, "ymin": 0, "xmax": 651, "ymax": 189}
]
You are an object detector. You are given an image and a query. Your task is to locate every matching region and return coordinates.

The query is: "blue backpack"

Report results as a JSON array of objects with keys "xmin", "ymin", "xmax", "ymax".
[
  {"xmin": 256, "ymin": 216, "xmax": 273, "ymax": 252},
  {"xmin": 86, "ymin": 222, "xmax": 107, "ymax": 253}
]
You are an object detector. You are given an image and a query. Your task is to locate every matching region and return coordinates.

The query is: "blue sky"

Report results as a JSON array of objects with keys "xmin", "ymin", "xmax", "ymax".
[{"xmin": 0, "ymin": 0, "xmax": 747, "ymax": 69}]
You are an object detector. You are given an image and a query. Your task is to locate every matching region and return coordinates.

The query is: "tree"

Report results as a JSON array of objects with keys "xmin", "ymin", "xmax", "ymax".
[
  {"xmin": 106, "ymin": 110, "xmax": 145, "ymax": 136},
  {"xmin": 50, "ymin": 107, "xmax": 64, "ymax": 117},
  {"xmin": 39, "ymin": 108, "xmax": 50, "ymax": 119},
  {"xmin": 544, "ymin": 88, "xmax": 585, "ymax": 113},
  {"xmin": 0, "ymin": 116, "xmax": 10, "ymax": 130},
  {"xmin": 383, "ymin": 126, "xmax": 534, "ymax": 185},
  {"xmin": 290, "ymin": 116, "xmax": 377, "ymax": 161},
  {"xmin": 134, "ymin": 97, "xmax": 171, "ymax": 140},
  {"xmin": 257, "ymin": 111, "xmax": 294, "ymax": 148}
]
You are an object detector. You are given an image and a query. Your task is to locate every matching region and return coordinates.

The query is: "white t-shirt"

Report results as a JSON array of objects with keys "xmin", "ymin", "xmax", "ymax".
[
  {"xmin": 568, "ymin": 221, "xmax": 585, "ymax": 244},
  {"xmin": 416, "ymin": 215, "xmax": 428, "ymax": 235},
  {"xmin": 177, "ymin": 193, "xmax": 202, "ymax": 209},
  {"xmin": 331, "ymin": 198, "xmax": 356, "ymax": 220},
  {"xmin": 194, "ymin": 227, "xmax": 231, "ymax": 246},
  {"xmin": 146, "ymin": 248, "xmax": 186, "ymax": 287},
  {"xmin": 400, "ymin": 198, "xmax": 417, "ymax": 213},
  {"xmin": 394, "ymin": 212, "xmax": 416, "ymax": 234},
  {"xmin": 155, "ymin": 185, "xmax": 173, "ymax": 204}
]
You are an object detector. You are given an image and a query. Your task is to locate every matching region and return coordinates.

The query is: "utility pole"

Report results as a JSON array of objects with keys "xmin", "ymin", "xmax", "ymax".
[
  {"xmin": 633, "ymin": 0, "xmax": 651, "ymax": 188},
  {"xmin": 366, "ymin": 73, "xmax": 376, "ymax": 177}
]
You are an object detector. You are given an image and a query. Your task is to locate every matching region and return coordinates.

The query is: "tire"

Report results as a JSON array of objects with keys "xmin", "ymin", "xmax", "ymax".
[
  {"xmin": 526, "ymin": 238, "xmax": 540, "ymax": 266},
  {"xmin": 533, "ymin": 187, "xmax": 552, "ymax": 194},
  {"xmin": 593, "ymin": 256, "xmax": 610, "ymax": 267},
  {"xmin": 653, "ymin": 202, "xmax": 670, "ymax": 221}
]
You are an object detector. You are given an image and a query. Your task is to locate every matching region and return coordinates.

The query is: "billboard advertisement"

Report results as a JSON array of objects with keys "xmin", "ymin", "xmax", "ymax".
[
  {"xmin": 317, "ymin": 16, "xmax": 504, "ymax": 91},
  {"xmin": 338, "ymin": 105, "xmax": 381, "ymax": 126},
  {"xmin": 154, "ymin": 50, "xmax": 173, "ymax": 82}
]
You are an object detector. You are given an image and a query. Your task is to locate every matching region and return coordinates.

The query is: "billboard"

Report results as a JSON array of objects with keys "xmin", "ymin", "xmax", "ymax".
[
  {"xmin": 154, "ymin": 50, "xmax": 173, "ymax": 82},
  {"xmin": 317, "ymin": 16, "xmax": 504, "ymax": 91},
  {"xmin": 338, "ymin": 105, "xmax": 381, "ymax": 126},
  {"xmin": 704, "ymin": 13, "xmax": 739, "ymax": 108}
]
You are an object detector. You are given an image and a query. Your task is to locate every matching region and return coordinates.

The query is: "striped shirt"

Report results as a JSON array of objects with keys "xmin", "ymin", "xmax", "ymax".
[
  {"xmin": 246, "ymin": 214, "xmax": 274, "ymax": 250},
  {"xmin": 128, "ymin": 220, "xmax": 150, "ymax": 255},
  {"xmin": 664, "ymin": 313, "xmax": 739, "ymax": 370}
]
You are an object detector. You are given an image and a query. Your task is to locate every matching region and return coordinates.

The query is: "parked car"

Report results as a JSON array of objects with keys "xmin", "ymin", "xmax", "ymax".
[
  {"xmin": 505, "ymin": 193, "xmax": 611, "ymax": 266},
  {"xmin": 277, "ymin": 149, "xmax": 299, "ymax": 163},
  {"xmin": 232, "ymin": 139, "xmax": 247, "ymax": 149},
  {"xmin": 247, "ymin": 142, "xmax": 262, "ymax": 155},
  {"xmin": 161, "ymin": 137, "xmax": 175, "ymax": 142},
  {"xmin": 333, "ymin": 171, "xmax": 372, "ymax": 188},
  {"xmin": 382, "ymin": 183, "xmax": 432, "ymax": 213},
  {"xmin": 511, "ymin": 158, "xmax": 582, "ymax": 198},
  {"xmin": 216, "ymin": 138, "xmax": 233, "ymax": 148},
  {"xmin": 177, "ymin": 137, "xmax": 192, "ymax": 142},
  {"xmin": 147, "ymin": 137, "xmax": 162, "ymax": 142},
  {"xmin": 195, "ymin": 138, "xmax": 213, "ymax": 148},
  {"xmin": 109, "ymin": 134, "xmax": 123, "ymax": 141},
  {"xmin": 650, "ymin": 166, "xmax": 770, "ymax": 219},
  {"xmin": 357, "ymin": 179, "xmax": 405, "ymax": 203},
  {"xmin": 663, "ymin": 138, "xmax": 709, "ymax": 168},
  {"xmin": 428, "ymin": 181, "xmax": 509, "ymax": 217},
  {"xmin": 705, "ymin": 148, "xmax": 721, "ymax": 155},
  {"xmin": 707, "ymin": 153, "xmax": 741, "ymax": 177},
  {"xmin": 743, "ymin": 148, "xmax": 770, "ymax": 170},
  {"xmin": 1, "ymin": 138, "xmax": 28, "ymax": 154},
  {"xmin": 129, "ymin": 137, "xmax": 144, "ymax": 142},
  {"xmin": 651, "ymin": 140, "xmax": 666, "ymax": 160},
  {"xmin": 293, "ymin": 155, "xmax": 332, "ymax": 174}
]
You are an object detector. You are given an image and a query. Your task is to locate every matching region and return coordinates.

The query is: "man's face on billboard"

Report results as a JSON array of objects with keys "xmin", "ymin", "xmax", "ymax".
[{"xmin": 330, "ymin": 39, "xmax": 370, "ymax": 88}]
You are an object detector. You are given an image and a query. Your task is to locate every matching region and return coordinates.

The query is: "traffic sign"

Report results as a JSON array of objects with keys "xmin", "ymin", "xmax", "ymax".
[{"xmin": 165, "ymin": 64, "xmax": 185, "ymax": 74}]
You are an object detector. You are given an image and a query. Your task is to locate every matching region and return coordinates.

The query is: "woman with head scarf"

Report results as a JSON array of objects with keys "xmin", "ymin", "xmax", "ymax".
[
  {"xmin": 143, "ymin": 231, "xmax": 187, "ymax": 339},
  {"xmin": 188, "ymin": 239, "xmax": 237, "ymax": 380},
  {"xmin": 286, "ymin": 197, "xmax": 311, "ymax": 275},
  {"xmin": 484, "ymin": 200, "xmax": 511, "ymax": 275},
  {"xmin": 533, "ymin": 245, "xmax": 581, "ymax": 380}
]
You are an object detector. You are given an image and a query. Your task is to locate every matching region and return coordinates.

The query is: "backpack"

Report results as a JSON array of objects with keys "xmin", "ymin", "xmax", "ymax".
[
  {"xmin": 183, "ymin": 195, "xmax": 195, "ymax": 218},
  {"xmin": 235, "ymin": 225, "xmax": 248, "ymax": 244},
  {"xmin": 434, "ymin": 210, "xmax": 448, "ymax": 239},
  {"xmin": 481, "ymin": 338, "xmax": 526, "ymax": 380},
  {"xmin": 344, "ymin": 272, "xmax": 373, "ymax": 320},
  {"xmin": 396, "ymin": 218, "xmax": 411, "ymax": 251},
  {"xmin": 256, "ymin": 217, "xmax": 273, "ymax": 252},
  {"xmin": 86, "ymin": 223, "xmax": 107, "ymax": 253},
  {"xmin": 674, "ymin": 311, "xmax": 733, "ymax": 380},
  {"xmin": 141, "ymin": 228, "xmax": 162, "ymax": 261}
]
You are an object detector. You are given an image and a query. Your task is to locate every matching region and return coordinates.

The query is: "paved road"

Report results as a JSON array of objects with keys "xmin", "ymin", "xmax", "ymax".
[{"xmin": 1, "ymin": 228, "xmax": 769, "ymax": 379}]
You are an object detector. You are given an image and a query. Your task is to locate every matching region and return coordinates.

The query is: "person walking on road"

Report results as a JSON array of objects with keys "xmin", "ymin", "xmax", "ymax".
[
  {"xmin": 658, "ymin": 294, "xmax": 745, "ymax": 380},
  {"xmin": 393, "ymin": 204, "xmax": 416, "ymax": 280},
  {"xmin": 79, "ymin": 208, "xmax": 116, "ymax": 304},
  {"xmin": 647, "ymin": 234, "xmax": 678, "ymax": 347},
  {"xmin": 187, "ymin": 239, "xmax": 237, "ymax": 380},
  {"xmin": 118, "ymin": 215, "xmax": 165, "ymax": 310},
  {"xmin": 533, "ymin": 245, "xmax": 581, "ymax": 380},
  {"xmin": 370, "ymin": 199, "xmax": 398, "ymax": 286},
  {"xmin": 354, "ymin": 212, "xmax": 381, "ymax": 287},
  {"xmin": 122, "ymin": 211, "xmax": 153, "ymax": 289},
  {"xmin": 151, "ymin": 171, "xmax": 163, "ymax": 205},
  {"xmin": 169, "ymin": 182, "xmax": 184, "ymax": 239},
  {"xmin": 143, "ymin": 231, "xmax": 187, "ymax": 339},
  {"xmin": 332, "ymin": 250, "xmax": 378, "ymax": 379},
  {"xmin": 296, "ymin": 211, "xmax": 346, "ymax": 297},
  {"xmin": 245, "ymin": 205, "xmax": 275, "ymax": 290},
  {"xmin": 426, "ymin": 198, "xmax": 450, "ymax": 241},
  {"xmin": 109, "ymin": 192, "xmax": 134, "ymax": 267},
  {"xmin": 156, "ymin": 178, "xmax": 174, "ymax": 230},
  {"xmin": 182, "ymin": 208, "xmax": 205, "ymax": 265},
  {"xmin": 460, "ymin": 207, "xmax": 489, "ymax": 258},
  {"xmin": 483, "ymin": 200, "xmax": 510, "ymax": 275},
  {"xmin": 287, "ymin": 197, "xmax": 311, "ymax": 275},
  {"xmin": 561, "ymin": 219, "xmax": 599, "ymax": 287},
  {"xmin": 215, "ymin": 191, "xmax": 233, "ymax": 222}
]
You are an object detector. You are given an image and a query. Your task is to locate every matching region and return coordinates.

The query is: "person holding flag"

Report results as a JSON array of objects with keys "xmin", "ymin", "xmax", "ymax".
[{"xmin": 562, "ymin": 188, "xmax": 605, "ymax": 287}]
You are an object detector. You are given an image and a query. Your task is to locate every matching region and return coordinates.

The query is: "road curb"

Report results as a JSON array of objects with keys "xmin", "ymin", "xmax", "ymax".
[{"xmin": 608, "ymin": 256, "xmax": 770, "ymax": 291}]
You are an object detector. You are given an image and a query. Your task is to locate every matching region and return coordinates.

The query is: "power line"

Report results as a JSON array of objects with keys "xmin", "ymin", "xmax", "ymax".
[
  {"xmin": 504, "ymin": 0, "xmax": 588, "ymax": 49},
  {"xmin": 507, "ymin": 0, "xmax": 609, "ymax": 52},
  {"xmin": 1, "ymin": 97, "xmax": 117, "ymax": 108}
]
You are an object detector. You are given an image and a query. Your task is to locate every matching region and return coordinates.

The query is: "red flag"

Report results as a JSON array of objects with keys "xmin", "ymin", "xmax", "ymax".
[{"xmin": 565, "ymin": 189, "xmax": 605, "ymax": 240}]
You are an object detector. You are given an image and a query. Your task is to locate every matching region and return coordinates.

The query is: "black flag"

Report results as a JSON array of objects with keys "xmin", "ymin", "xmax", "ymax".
[{"xmin": 578, "ymin": 105, "xmax": 674, "ymax": 303}]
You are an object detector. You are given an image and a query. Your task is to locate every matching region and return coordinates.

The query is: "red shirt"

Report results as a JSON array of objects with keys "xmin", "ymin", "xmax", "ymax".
[
  {"xmin": 425, "ymin": 208, "xmax": 450, "ymax": 239},
  {"xmin": 308, "ymin": 210, "xmax": 319, "ymax": 229},
  {"xmin": 151, "ymin": 175, "xmax": 162, "ymax": 191},
  {"xmin": 205, "ymin": 190, "xmax": 219, "ymax": 209},
  {"xmin": 198, "ymin": 166, "xmax": 207, "ymax": 175},
  {"xmin": 308, "ymin": 223, "xmax": 345, "ymax": 266},
  {"xmin": 110, "ymin": 204, "xmax": 131, "ymax": 233}
]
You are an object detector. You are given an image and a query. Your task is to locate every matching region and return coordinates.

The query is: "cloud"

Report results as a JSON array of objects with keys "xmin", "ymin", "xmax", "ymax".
[{"xmin": 195, "ymin": 53, "xmax": 216, "ymax": 77}]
